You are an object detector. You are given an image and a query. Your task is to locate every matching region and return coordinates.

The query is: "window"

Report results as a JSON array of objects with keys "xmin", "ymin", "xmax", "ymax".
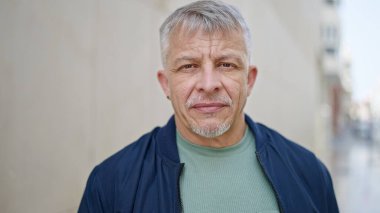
[
  {"xmin": 326, "ymin": 0, "xmax": 339, "ymax": 6},
  {"xmin": 325, "ymin": 47, "xmax": 336, "ymax": 55}
]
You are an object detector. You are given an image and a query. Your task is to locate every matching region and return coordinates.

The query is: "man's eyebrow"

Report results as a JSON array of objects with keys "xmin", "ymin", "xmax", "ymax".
[
  {"xmin": 172, "ymin": 54, "xmax": 244, "ymax": 65},
  {"xmin": 173, "ymin": 56, "xmax": 198, "ymax": 65},
  {"xmin": 215, "ymin": 54, "xmax": 244, "ymax": 64}
]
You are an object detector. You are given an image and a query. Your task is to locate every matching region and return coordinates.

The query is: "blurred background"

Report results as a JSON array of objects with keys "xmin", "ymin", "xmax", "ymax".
[{"xmin": 0, "ymin": 0, "xmax": 379, "ymax": 212}]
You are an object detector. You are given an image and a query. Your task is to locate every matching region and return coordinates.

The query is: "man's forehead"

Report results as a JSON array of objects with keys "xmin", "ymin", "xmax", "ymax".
[
  {"xmin": 174, "ymin": 50, "xmax": 245, "ymax": 60},
  {"xmin": 172, "ymin": 30, "xmax": 244, "ymax": 48},
  {"xmin": 169, "ymin": 30, "xmax": 245, "ymax": 54},
  {"xmin": 171, "ymin": 27, "xmax": 243, "ymax": 43}
]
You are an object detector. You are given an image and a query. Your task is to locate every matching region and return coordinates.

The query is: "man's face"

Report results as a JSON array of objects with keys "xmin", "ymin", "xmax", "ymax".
[{"xmin": 158, "ymin": 29, "xmax": 257, "ymax": 139}]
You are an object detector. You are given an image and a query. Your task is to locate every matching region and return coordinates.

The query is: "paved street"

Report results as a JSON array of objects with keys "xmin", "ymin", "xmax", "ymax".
[{"xmin": 330, "ymin": 128, "xmax": 380, "ymax": 213}]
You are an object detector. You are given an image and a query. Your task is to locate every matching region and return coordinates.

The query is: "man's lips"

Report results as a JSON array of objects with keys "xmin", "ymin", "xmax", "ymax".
[{"xmin": 190, "ymin": 102, "xmax": 228, "ymax": 113}]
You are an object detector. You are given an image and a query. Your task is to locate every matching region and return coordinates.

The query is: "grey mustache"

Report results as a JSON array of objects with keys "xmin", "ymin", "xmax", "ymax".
[{"xmin": 186, "ymin": 96, "xmax": 232, "ymax": 108}]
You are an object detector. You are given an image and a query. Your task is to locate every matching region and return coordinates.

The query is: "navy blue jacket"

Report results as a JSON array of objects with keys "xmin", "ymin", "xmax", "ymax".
[{"xmin": 79, "ymin": 115, "xmax": 339, "ymax": 212}]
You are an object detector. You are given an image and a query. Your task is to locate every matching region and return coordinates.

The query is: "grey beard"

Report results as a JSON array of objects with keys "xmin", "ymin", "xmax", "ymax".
[{"xmin": 190, "ymin": 122, "xmax": 231, "ymax": 138}]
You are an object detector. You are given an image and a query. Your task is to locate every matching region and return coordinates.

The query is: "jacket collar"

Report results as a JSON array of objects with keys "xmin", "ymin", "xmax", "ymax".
[
  {"xmin": 156, "ymin": 116, "xmax": 180, "ymax": 163},
  {"xmin": 244, "ymin": 115, "xmax": 270, "ymax": 152},
  {"xmin": 156, "ymin": 114, "xmax": 269, "ymax": 163}
]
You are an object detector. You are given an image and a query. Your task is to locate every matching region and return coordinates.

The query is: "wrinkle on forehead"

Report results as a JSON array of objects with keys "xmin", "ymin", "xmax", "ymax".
[
  {"xmin": 171, "ymin": 24, "xmax": 236, "ymax": 45},
  {"xmin": 167, "ymin": 28, "xmax": 247, "ymax": 64}
]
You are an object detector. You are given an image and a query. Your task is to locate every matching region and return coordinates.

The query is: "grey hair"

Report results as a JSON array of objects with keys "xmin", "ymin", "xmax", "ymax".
[{"xmin": 159, "ymin": 0, "xmax": 252, "ymax": 67}]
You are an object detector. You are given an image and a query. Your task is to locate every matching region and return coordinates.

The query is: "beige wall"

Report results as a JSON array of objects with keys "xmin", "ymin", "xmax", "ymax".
[{"xmin": 0, "ymin": 0, "xmax": 326, "ymax": 212}]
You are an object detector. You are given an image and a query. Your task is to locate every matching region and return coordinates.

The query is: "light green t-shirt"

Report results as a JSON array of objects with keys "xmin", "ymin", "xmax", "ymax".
[{"xmin": 177, "ymin": 128, "xmax": 280, "ymax": 213}]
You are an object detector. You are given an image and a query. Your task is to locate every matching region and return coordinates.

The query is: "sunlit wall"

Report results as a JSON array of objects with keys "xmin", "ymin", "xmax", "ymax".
[{"xmin": 0, "ymin": 0, "xmax": 328, "ymax": 212}]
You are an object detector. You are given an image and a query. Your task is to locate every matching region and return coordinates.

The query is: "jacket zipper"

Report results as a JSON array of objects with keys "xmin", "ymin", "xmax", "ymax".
[
  {"xmin": 177, "ymin": 163, "xmax": 185, "ymax": 213},
  {"xmin": 256, "ymin": 151, "xmax": 285, "ymax": 213}
]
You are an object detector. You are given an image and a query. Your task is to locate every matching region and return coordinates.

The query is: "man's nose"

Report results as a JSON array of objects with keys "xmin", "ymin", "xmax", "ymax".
[{"xmin": 195, "ymin": 64, "xmax": 222, "ymax": 93}]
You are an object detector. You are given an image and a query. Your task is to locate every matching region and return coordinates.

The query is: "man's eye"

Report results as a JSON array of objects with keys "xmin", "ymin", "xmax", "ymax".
[
  {"xmin": 183, "ymin": 64, "xmax": 194, "ymax": 69},
  {"xmin": 178, "ymin": 64, "xmax": 198, "ymax": 72},
  {"xmin": 219, "ymin": 63, "xmax": 237, "ymax": 69},
  {"xmin": 221, "ymin": 63, "xmax": 232, "ymax": 67}
]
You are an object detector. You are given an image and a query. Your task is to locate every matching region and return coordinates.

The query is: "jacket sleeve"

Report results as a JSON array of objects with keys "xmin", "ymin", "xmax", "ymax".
[{"xmin": 78, "ymin": 166, "xmax": 106, "ymax": 213}]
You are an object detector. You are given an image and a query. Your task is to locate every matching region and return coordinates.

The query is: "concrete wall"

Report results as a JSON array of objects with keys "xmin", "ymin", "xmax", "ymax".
[{"xmin": 0, "ymin": 0, "xmax": 325, "ymax": 212}]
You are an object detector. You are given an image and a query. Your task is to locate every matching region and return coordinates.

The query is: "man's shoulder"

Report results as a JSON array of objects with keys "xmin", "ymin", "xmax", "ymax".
[
  {"xmin": 247, "ymin": 118, "xmax": 309, "ymax": 158},
  {"xmin": 89, "ymin": 116, "xmax": 177, "ymax": 183},
  {"xmin": 250, "ymin": 123, "xmax": 337, "ymax": 211},
  {"xmin": 245, "ymin": 115, "xmax": 313, "ymax": 158},
  {"xmin": 255, "ymin": 122, "xmax": 316, "ymax": 158},
  {"xmin": 253, "ymin": 122, "xmax": 329, "ymax": 175},
  {"xmin": 254, "ymin": 122, "xmax": 334, "ymax": 192},
  {"xmin": 255, "ymin": 122, "xmax": 330, "ymax": 182},
  {"xmin": 79, "ymin": 126, "xmax": 165, "ymax": 212},
  {"xmin": 93, "ymin": 127, "xmax": 160, "ymax": 179}
]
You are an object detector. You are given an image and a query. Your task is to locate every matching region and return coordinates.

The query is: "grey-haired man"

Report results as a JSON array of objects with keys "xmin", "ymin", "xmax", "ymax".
[{"xmin": 79, "ymin": 1, "xmax": 339, "ymax": 212}]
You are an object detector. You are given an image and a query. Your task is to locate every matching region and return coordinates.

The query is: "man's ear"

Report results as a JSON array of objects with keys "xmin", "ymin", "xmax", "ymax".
[
  {"xmin": 157, "ymin": 70, "xmax": 170, "ymax": 97},
  {"xmin": 247, "ymin": 65, "xmax": 258, "ymax": 96}
]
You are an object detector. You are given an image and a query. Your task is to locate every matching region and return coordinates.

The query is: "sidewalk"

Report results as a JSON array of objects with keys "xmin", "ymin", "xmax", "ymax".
[{"xmin": 330, "ymin": 129, "xmax": 380, "ymax": 212}]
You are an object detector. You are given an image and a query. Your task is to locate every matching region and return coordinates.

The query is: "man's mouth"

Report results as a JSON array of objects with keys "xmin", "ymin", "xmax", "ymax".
[{"xmin": 191, "ymin": 103, "xmax": 228, "ymax": 113}]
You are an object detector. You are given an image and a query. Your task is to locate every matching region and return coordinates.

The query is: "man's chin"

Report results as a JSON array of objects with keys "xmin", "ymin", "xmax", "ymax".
[{"xmin": 189, "ymin": 122, "xmax": 231, "ymax": 138}]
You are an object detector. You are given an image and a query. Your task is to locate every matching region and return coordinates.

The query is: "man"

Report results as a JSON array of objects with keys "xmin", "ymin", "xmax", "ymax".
[{"xmin": 79, "ymin": 0, "xmax": 339, "ymax": 212}]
